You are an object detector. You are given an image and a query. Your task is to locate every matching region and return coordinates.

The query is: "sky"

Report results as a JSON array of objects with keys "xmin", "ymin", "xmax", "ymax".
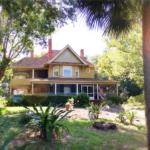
[{"xmin": 34, "ymin": 16, "xmax": 106, "ymax": 58}]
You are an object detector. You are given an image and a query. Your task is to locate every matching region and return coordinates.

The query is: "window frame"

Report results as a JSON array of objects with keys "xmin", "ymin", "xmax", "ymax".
[
  {"xmin": 63, "ymin": 66, "xmax": 72, "ymax": 77},
  {"xmin": 53, "ymin": 67, "xmax": 59, "ymax": 77},
  {"xmin": 75, "ymin": 67, "xmax": 79, "ymax": 78}
]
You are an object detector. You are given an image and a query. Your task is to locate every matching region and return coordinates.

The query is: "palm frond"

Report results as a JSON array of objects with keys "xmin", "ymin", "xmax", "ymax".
[{"xmin": 77, "ymin": 0, "xmax": 141, "ymax": 36}]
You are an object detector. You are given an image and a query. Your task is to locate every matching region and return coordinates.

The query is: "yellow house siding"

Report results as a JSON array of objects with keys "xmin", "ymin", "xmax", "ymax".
[
  {"xmin": 80, "ymin": 66, "xmax": 95, "ymax": 78},
  {"xmin": 48, "ymin": 65, "xmax": 94, "ymax": 78},
  {"xmin": 10, "ymin": 78, "xmax": 31, "ymax": 88}
]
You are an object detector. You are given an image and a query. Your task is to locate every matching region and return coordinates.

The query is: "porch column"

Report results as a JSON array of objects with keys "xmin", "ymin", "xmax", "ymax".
[
  {"xmin": 116, "ymin": 83, "xmax": 119, "ymax": 96},
  {"xmin": 76, "ymin": 84, "xmax": 78, "ymax": 95},
  {"xmin": 54, "ymin": 83, "xmax": 57, "ymax": 95},
  {"xmin": 93, "ymin": 84, "xmax": 94, "ymax": 100},
  {"xmin": 32, "ymin": 82, "xmax": 34, "ymax": 94},
  {"xmin": 97, "ymin": 84, "xmax": 99, "ymax": 100},
  {"xmin": 32, "ymin": 69, "xmax": 35, "ymax": 79}
]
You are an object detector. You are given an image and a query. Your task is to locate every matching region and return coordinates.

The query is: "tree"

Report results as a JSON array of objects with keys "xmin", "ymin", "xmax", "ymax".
[
  {"xmin": 76, "ymin": 0, "xmax": 150, "ymax": 149},
  {"xmin": 0, "ymin": 0, "xmax": 75, "ymax": 81},
  {"xmin": 95, "ymin": 24, "xmax": 143, "ymax": 86}
]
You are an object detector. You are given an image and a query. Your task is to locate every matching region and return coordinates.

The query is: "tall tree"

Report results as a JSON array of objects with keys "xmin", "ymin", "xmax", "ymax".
[
  {"xmin": 0, "ymin": 0, "xmax": 75, "ymax": 81},
  {"xmin": 76, "ymin": 0, "xmax": 150, "ymax": 149},
  {"xmin": 96, "ymin": 24, "xmax": 143, "ymax": 87}
]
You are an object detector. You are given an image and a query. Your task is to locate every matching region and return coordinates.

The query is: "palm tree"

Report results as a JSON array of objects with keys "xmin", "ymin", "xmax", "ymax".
[{"xmin": 76, "ymin": 0, "xmax": 150, "ymax": 149}]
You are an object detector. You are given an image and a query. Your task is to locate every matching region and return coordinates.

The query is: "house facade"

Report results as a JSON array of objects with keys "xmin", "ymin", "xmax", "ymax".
[{"xmin": 10, "ymin": 39, "xmax": 118, "ymax": 100}]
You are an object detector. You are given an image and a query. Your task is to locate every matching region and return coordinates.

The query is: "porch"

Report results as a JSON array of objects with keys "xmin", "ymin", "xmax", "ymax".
[{"xmin": 12, "ymin": 83, "xmax": 118, "ymax": 101}]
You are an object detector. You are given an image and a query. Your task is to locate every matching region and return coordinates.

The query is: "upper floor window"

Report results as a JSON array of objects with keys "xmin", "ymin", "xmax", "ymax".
[
  {"xmin": 75, "ymin": 67, "xmax": 79, "ymax": 78},
  {"xmin": 63, "ymin": 66, "xmax": 72, "ymax": 77},
  {"xmin": 53, "ymin": 66, "xmax": 59, "ymax": 77}
]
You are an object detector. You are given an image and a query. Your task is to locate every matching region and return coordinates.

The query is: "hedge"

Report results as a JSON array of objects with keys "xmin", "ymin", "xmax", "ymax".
[{"xmin": 9, "ymin": 93, "xmax": 90, "ymax": 107}]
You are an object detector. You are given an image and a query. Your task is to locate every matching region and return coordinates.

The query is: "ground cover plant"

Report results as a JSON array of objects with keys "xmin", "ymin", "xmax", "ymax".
[{"xmin": 0, "ymin": 106, "xmax": 146, "ymax": 150}]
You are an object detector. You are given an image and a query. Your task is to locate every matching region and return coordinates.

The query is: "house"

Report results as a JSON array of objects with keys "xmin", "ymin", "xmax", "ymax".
[{"xmin": 10, "ymin": 39, "xmax": 118, "ymax": 100}]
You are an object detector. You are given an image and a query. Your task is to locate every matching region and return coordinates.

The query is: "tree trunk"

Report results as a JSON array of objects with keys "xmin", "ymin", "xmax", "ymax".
[
  {"xmin": 0, "ymin": 58, "xmax": 10, "ymax": 81},
  {"xmin": 143, "ymin": 2, "xmax": 150, "ymax": 149}
]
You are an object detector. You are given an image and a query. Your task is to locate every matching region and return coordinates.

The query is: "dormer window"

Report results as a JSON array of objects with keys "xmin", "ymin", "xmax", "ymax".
[
  {"xmin": 63, "ymin": 66, "xmax": 72, "ymax": 77},
  {"xmin": 53, "ymin": 66, "xmax": 59, "ymax": 77}
]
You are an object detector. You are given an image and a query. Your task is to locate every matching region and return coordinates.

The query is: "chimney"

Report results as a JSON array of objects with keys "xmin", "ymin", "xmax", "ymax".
[
  {"xmin": 80, "ymin": 49, "xmax": 84, "ymax": 58},
  {"xmin": 31, "ymin": 51, "xmax": 34, "ymax": 58},
  {"xmin": 48, "ymin": 39, "xmax": 52, "ymax": 58}
]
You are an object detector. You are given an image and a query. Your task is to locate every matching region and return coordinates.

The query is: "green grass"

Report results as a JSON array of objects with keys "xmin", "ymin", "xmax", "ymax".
[{"xmin": 0, "ymin": 107, "xmax": 147, "ymax": 150}]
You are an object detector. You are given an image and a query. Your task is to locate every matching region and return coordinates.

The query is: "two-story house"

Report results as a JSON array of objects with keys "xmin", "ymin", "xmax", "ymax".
[{"xmin": 10, "ymin": 39, "xmax": 118, "ymax": 100}]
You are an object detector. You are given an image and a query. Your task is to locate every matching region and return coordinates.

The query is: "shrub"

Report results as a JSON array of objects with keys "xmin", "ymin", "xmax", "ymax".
[
  {"xmin": 25, "ymin": 104, "xmax": 71, "ymax": 142},
  {"xmin": 127, "ymin": 94, "xmax": 144, "ymax": 104},
  {"xmin": 88, "ymin": 102, "xmax": 106, "ymax": 120},
  {"xmin": 19, "ymin": 112, "xmax": 32, "ymax": 125},
  {"xmin": 116, "ymin": 111, "xmax": 135, "ymax": 125},
  {"xmin": 106, "ymin": 95, "xmax": 127, "ymax": 106},
  {"xmin": 9, "ymin": 94, "xmax": 90, "ymax": 107},
  {"xmin": 9, "ymin": 95, "xmax": 72, "ymax": 106},
  {"xmin": 0, "ymin": 97, "xmax": 7, "ymax": 107},
  {"xmin": 74, "ymin": 93, "xmax": 89, "ymax": 107}
]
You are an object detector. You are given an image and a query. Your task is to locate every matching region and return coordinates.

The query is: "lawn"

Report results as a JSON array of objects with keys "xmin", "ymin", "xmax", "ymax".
[{"xmin": 0, "ymin": 107, "xmax": 147, "ymax": 150}]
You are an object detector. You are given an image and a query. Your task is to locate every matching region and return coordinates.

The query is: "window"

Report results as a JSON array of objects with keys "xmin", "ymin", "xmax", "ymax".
[
  {"xmin": 63, "ymin": 66, "xmax": 72, "ymax": 77},
  {"xmin": 53, "ymin": 66, "xmax": 59, "ymax": 77},
  {"xmin": 75, "ymin": 67, "xmax": 79, "ymax": 78}
]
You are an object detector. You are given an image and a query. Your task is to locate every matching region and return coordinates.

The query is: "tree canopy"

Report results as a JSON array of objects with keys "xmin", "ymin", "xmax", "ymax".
[
  {"xmin": 0, "ymin": 0, "xmax": 75, "ymax": 81},
  {"xmin": 94, "ymin": 24, "xmax": 143, "ymax": 87}
]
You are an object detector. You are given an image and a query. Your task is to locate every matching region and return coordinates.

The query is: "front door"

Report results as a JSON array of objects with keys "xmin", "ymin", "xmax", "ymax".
[{"xmin": 82, "ymin": 85, "xmax": 94, "ymax": 100}]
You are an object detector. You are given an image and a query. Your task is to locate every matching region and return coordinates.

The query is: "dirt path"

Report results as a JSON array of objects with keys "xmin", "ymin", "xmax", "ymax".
[{"xmin": 69, "ymin": 107, "xmax": 145, "ymax": 125}]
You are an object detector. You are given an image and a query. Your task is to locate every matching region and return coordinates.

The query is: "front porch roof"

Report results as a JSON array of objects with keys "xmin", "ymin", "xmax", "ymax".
[{"xmin": 32, "ymin": 78, "xmax": 118, "ymax": 85}]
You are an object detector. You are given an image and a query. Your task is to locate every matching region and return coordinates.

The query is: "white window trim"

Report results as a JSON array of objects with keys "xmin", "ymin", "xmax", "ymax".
[
  {"xmin": 53, "ymin": 67, "xmax": 59, "ymax": 77},
  {"xmin": 63, "ymin": 66, "xmax": 72, "ymax": 77}
]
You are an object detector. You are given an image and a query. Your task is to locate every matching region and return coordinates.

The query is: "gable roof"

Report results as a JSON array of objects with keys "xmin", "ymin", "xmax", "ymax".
[
  {"xmin": 13, "ymin": 46, "xmax": 93, "ymax": 68},
  {"xmin": 46, "ymin": 45, "xmax": 87, "ymax": 65}
]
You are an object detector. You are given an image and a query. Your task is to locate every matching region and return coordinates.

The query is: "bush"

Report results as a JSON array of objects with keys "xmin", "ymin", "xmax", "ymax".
[
  {"xmin": 127, "ymin": 94, "xmax": 144, "ymax": 104},
  {"xmin": 106, "ymin": 95, "xmax": 127, "ymax": 106},
  {"xmin": 9, "ymin": 95, "xmax": 73, "ymax": 107},
  {"xmin": 74, "ymin": 93, "xmax": 89, "ymax": 107},
  {"xmin": 19, "ymin": 112, "xmax": 32, "ymax": 125},
  {"xmin": 0, "ymin": 97, "xmax": 7, "ymax": 107},
  {"xmin": 9, "ymin": 94, "xmax": 90, "ymax": 107},
  {"xmin": 116, "ymin": 111, "xmax": 135, "ymax": 125}
]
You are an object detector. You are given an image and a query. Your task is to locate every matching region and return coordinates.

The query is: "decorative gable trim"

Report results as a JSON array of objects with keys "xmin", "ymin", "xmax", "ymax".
[{"xmin": 46, "ymin": 45, "xmax": 87, "ymax": 65}]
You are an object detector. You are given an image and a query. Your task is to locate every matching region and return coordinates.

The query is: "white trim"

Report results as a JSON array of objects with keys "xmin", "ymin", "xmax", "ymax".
[
  {"xmin": 32, "ymin": 82, "xmax": 34, "ymax": 94},
  {"xmin": 76, "ymin": 84, "xmax": 78, "ymax": 95},
  {"xmin": 32, "ymin": 69, "xmax": 35, "ymax": 79},
  {"xmin": 54, "ymin": 83, "xmax": 57, "ymax": 95},
  {"xmin": 46, "ymin": 45, "xmax": 87, "ymax": 65},
  {"xmin": 63, "ymin": 66, "xmax": 72, "ymax": 77},
  {"xmin": 97, "ymin": 84, "xmax": 99, "ymax": 100}
]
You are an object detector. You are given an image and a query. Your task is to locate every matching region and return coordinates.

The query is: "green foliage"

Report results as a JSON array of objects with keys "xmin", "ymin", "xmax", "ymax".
[
  {"xmin": 0, "ymin": 97, "xmax": 7, "ymax": 107},
  {"xmin": 9, "ymin": 95, "xmax": 72, "ymax": 106},
  {"xmin": 9, "ymin": 94, "xmax": 90, "ymax": 107},
  {"xmin": 25, "ymin": 104, "xmax": 71, "ymax": 141},
  {"xmin": 128, "ymin": 94, "xmax": 144, "ymax": 105},
  {"xmin": 95, "ymin": 24, "xmax": 143, "ymax": 87},
  {"xmin": 88, "ymin": 102, "xmax": 105, "ymax": 120},
  {"xmin": 74, "ymin": 93, "xmax": 89, "ymax": 107},
  {"xmin": 116, "ymin": 111, "xmax": 135, "ymax": 125},
  {"xmin": 126, "ymin": 112, "xmax": 135, "ymax": 125},
  {"xmin": 106, "ymin": 95, "xmax": 127, "ymax": 106},
  {"xmin": 19, "ymin": 112, "xmax": 32, "ymax": 125},
  {"xmin": 0, "ymin": 108, "xmax": 9, "ymax": 115},
  {"xmin": 0, "ymin": 0, "xmax": 76, "ymax": 80},
  {"xmin": 120, "ymin": 79, "xmax": 142, "ymax": 97}
]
